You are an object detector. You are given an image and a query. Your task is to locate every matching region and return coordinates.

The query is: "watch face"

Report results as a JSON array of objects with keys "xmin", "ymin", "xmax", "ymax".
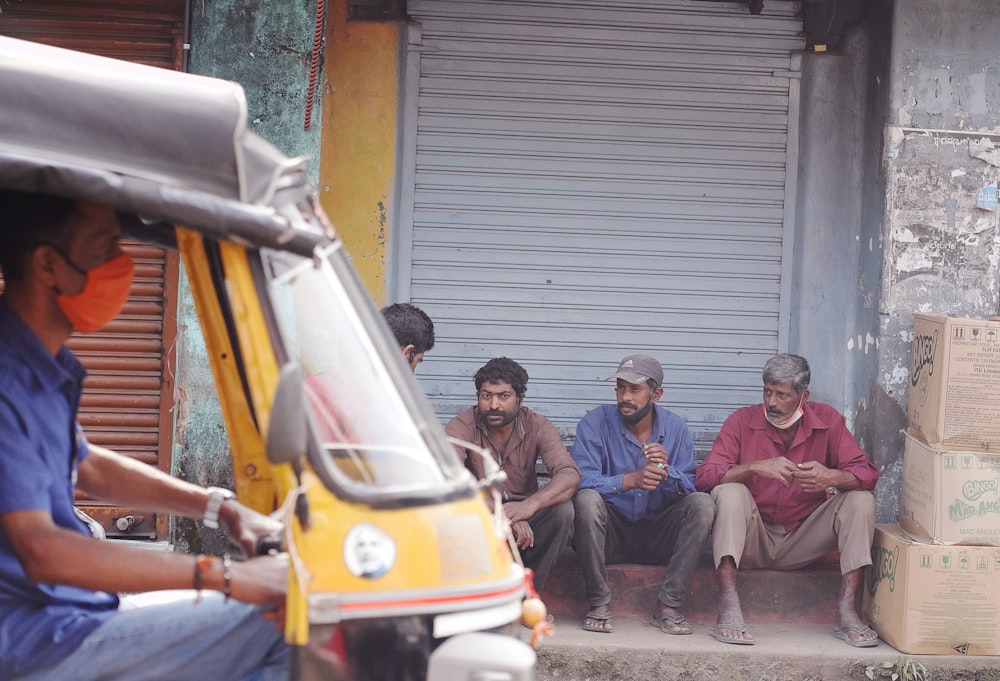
[
  {"xmin": 343, "ymin": 523, "xmax": 396, "ymax": 579},
  {"xmin": 209, "ymin": 487, "xmax": 235, "ymax": 501}
]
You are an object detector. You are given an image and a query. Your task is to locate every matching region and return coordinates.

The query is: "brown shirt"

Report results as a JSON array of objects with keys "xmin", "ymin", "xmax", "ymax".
[{"xmin": 444, "ymin": 405, "xmax": 579, "ymax": 502}]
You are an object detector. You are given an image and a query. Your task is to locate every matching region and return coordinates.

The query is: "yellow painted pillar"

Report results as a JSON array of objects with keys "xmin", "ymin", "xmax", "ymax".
[{"xmin": 319, "ymin": 0, "xmax": 402, "ymax": 305}]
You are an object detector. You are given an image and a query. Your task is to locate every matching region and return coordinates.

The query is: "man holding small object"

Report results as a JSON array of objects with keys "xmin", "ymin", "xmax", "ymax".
[
  {"xmin": 571, "ymin": 354, "xmax": 714, "ymax": 635},
  {"xmin": 695, "ymin": 353, "xmax": 879, "ymax": 647}
]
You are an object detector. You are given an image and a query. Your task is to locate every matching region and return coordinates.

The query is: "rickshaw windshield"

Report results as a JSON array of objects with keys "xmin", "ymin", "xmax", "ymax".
[{"xmin": 261, "ymin": 244, "xmax": 470, "ymax": 502}]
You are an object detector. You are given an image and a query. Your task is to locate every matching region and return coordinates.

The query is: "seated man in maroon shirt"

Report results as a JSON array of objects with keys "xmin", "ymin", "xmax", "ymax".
[
  {"xmin": 445, "ymin": 357, "xmax": 580, "ymax": 590},
  {"xmin": 695, "ymin": 353, "xmax": 879, "ymax": 648}
]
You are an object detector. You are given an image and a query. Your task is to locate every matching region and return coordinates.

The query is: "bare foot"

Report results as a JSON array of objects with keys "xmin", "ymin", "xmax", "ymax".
[
  {"xmin": 715, "ymin": 557, "xmax": 754, "ymax": 643},
  {"xmin": 836, "ymin": 569, "xmax": 877, "ymax": 646}
]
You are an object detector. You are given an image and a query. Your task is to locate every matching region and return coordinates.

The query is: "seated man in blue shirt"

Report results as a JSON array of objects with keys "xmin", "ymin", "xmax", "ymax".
[{"xmin": 571, "ymin": 354, "xmax": 714, "ymax": 635}]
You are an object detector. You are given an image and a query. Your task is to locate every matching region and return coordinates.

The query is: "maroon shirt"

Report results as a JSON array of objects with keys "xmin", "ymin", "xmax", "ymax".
[
  {"xmin": 445, "ymin": 405, "xmax": 579, "ymax": 502},
  {"xmin": 695, "ymin": 401, "xmax": 879, "ymax": 530}
]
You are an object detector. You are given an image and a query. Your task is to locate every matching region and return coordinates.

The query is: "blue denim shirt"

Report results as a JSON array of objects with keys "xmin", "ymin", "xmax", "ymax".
[
  {"xmin": 571, "ymin": 403, "xmax": 697, "ymax": 522},
  {"xmin": 0, "ymin": 299, "xmax": 118, "ymax": 678}
]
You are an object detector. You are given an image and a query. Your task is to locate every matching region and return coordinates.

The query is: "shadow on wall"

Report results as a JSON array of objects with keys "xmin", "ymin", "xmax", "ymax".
[{"xmin": 853, "ymin": 383, "xmax": 907, "ymax": 524}]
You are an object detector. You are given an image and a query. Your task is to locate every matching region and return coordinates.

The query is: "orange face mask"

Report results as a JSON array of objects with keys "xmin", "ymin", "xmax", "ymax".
[{"xmin": 56, "ymin": 252, "xmax": 135, "ymax": 333}]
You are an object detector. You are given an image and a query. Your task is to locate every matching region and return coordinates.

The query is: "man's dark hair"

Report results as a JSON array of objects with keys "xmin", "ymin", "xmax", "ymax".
[
  {"xmin": 0, "ymin": 190, "xmax": 79, "ymax": 282},
  {"xmin": 762, "ymin": 353, "xmax": 811, "ymax": 394},
  {"xmin": 474, "ymin": 357, "xmax": 529, "ymax": 398},
  {"xmin": 381, "ymin": 303, "xmax": 435, "ymax": 353}
]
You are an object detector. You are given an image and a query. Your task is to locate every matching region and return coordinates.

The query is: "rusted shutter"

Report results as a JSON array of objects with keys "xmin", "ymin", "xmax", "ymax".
[
  {"xmin": 70, "ymin": 244, "xmax": 180, "ymax": 538},
  {"xmin": 0, "ymin": 1, "xmax": 186, "ymax": 538},
  {"xmin": 0, "ymin": 0, "xmax": 186, "ymax": 69}
]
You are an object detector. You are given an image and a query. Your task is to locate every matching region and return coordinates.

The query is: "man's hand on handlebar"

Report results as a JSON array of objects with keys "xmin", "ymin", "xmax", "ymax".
[{"xmin": 219, "ymin": 501, "xmax": 285, "ymax": 558}]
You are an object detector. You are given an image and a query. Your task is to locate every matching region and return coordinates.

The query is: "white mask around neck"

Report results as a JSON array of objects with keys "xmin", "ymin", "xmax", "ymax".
[{"xmin": 764, "ymin": 396, "xmax": 804, "ymax": 430}]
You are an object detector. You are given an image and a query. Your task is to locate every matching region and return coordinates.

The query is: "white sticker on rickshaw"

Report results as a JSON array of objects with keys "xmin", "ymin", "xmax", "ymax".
[{"xmin": 343, "ymin": 523, "xmax": 396, "ymax": 579}]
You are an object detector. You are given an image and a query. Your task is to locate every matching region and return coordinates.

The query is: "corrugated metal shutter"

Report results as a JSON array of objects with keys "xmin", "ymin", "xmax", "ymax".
[
  {"xmin": 0, "ymin": 1, "xmax": 185, "ymax": 536},
  {"xmin": 401, "ymin": 0, "xmax": 804, "ymax": 453},
  {"xmin": 0, "ymin": 0, "xmax": 186, "ymax": 67}
]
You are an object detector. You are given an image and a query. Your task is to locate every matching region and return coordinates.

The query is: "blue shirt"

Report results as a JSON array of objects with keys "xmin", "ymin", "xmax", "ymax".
[
  {"xmin": 571, "ymin": 403, "xmax": 697, "ymax": 522},
  {"xmin": 0, "ymin": 299, "xmax": 118, "ymax": 678}
]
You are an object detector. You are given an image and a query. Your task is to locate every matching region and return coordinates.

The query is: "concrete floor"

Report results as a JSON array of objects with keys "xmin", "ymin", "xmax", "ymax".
[{"xmin": 529, "ymin": 618, "xmax": 1000, "ymax": 681}]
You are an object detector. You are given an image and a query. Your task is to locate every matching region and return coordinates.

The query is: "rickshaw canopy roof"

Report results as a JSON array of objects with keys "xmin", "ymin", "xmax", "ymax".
[{"xmin": 0, "ymin": 36, "xmax": 327, "ymax": 254}]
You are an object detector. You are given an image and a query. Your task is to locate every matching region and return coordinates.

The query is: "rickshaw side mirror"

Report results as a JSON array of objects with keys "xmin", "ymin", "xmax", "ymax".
[{"xmin": 267, "ymin": 361, "xmax": 307, "ymax": 464}]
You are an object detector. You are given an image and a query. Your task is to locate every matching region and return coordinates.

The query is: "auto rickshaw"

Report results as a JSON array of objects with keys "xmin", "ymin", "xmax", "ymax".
[{"xmin": 0, "ymin": 35, "xmax": 541, "ymax": 680}]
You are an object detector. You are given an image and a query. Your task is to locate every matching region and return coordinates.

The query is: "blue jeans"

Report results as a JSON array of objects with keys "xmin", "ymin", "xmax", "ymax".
[{"xmin": 18, "ymin": 591, "xmax": 289, "ymax": 681}]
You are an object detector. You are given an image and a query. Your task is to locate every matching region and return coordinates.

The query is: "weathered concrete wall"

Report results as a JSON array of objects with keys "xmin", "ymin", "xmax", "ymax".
[
  {"xmin": 794, "ymin": 3, "xmax": 897, "ymax": 521},
  {"xmin": 874, "ymin": 0, "xmax": 1000, "ymax": 522},
  {"xmin": 170, "ymin": 268, "xmax": 236, "ymax": 554},
  {"xmin": 171, "ymin": 0, "xmax": 321, "ymax": 551},
  {"xmin": 793, "ymin": 8, "xmax": 890, "ymax": 417},
  {"xmin": 188, "ymin": 0, "xmax": 323, "ymax": 181}
]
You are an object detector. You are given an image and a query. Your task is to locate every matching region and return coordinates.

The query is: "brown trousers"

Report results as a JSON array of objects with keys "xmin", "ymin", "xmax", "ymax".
[{"xmin": 710, "ymin": 482, "xmax": 875, "ymax": 575}]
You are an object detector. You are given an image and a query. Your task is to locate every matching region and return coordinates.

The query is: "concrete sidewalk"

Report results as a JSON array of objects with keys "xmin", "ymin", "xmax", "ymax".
[{"xmin": 529, "ymin": 618, "xmax": 1000, "ymax": 681}]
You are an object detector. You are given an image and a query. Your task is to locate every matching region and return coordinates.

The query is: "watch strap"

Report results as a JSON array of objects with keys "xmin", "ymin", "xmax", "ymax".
[{"xmin": 203, "ymin": 486, "xmax": 235, "ymax": 529}]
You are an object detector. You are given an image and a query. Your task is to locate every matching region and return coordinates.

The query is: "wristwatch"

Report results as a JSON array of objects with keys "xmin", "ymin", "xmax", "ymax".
[{"xmin": 203, "ymin": 486, "xmax": 236, "ymax": 529}]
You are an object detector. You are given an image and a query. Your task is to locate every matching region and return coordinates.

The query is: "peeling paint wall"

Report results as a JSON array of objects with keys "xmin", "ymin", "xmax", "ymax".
[
  {"xmin": 874, "ymin": 0, "xmax": 1000, "ymax": 523},
  {"xmin": 318, "ymin": 0, "xmax": 401, "ymax": 305},
  {"xmin": 171, "ymin": 0, "xmax": 320, "ymax": 551},
  {"xmin": 883, "ymin": 131, "xmax": 1000, "ymax": 315},
  {"xmin": 188, "ymin": 0, "xmax": 323, "ymax": 180}
]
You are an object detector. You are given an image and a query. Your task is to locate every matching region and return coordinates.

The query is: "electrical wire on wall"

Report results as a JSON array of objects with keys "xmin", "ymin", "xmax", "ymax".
[{"xmin": 304, "ymin": 0, "xmax": 327, "ymax": 131}]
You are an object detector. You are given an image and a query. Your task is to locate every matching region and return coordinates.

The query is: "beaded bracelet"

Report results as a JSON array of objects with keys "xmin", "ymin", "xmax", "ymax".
[{"xmin": 222, "ymin": 553, "xmax": 232, "ymax": 601}]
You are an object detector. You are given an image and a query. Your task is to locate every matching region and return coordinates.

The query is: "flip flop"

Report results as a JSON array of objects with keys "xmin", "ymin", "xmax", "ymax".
[
  {"xmin": 582, "ymin": 610, "xmax": 614, "ymax": 633},
  {"xmin": 708, "ymin": 623, "xmax": 755, "ymax": 645},
  {"xmin": 834, "ymin": 625, "xmax": 879, "ymax": 648},
  {"xmin": 649, "ymin": 613, "xmax": 692, "ymax": 635}
]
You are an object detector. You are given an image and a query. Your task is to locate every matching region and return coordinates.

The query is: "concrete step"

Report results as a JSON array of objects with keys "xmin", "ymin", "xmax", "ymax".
[
  {"xmin": 530, "ymin": 553, "xmax": 999, "ymax": 680},
  {"xmin": 538, "ymin": 551, "xmax": 842, "ymax": 625},
  {"xmin": 524, "ymin": 620, "xmax": 1000, "ymax": 681}
]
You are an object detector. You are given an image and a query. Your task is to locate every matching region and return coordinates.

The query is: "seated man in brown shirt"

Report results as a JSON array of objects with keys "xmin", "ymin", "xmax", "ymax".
[{"xmin": 445, "ymin": 357, "xmax": 580, "ymax": 590}]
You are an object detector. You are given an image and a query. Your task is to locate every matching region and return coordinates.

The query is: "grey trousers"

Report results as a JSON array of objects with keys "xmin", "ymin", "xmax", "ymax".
[
  {"xmin": 573, "ymin": 488, "xmax": 715, "ymax": 609},
  {"xmin": 520, "ymin": 499, "xmax": 575, "ymax": 590},
  {"xmin": 710, "ymin": 482, "xmax": 876, "ymax": 574}
]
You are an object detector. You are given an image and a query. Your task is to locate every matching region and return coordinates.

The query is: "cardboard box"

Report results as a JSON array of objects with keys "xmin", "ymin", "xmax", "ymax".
[
  {"xmin": 864, "ymin": 523, "xmax": 1000, "ymax": 655},
  {"xmin": 908, "ymin": 312, "xmax": 1000, "ymax": 452},
  {"xmin": 899, "ymin": 432, "xmax": 1000, "ymax": 546}
]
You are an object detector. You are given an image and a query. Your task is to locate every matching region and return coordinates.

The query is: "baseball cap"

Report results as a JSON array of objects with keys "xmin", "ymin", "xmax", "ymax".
[{"xmin": 608, "ymin": 354, "xmax": 663, "ymax": 388}]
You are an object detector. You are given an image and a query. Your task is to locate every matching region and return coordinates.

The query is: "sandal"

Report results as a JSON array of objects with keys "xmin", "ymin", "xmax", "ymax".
[
  {"xmin": 582, "ymin": 610, "xmax": 614, "ymax": 633},
  {"xmin": 834, "ymin": 625, "xmax": 879, "ymax": 648},
  {"xmin": 709, "ymin": 622, "xmax": 755, "ymax": 645},
  {"xmin": 650, "ymin": 612, "xmax": 692, "ymax": 635}
]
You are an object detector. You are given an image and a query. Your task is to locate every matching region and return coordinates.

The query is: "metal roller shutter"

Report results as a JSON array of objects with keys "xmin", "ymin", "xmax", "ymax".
[
  {"xmin": 401, "ymin": 0, "xmax": 804, "ymax": 453},
  {"xmin": 0, "ymin": 0, "xmax": 185, "ymax": 67},
  {"xmin": 0, "ymin": 0, "xmax": 185, "ymax": 537}
]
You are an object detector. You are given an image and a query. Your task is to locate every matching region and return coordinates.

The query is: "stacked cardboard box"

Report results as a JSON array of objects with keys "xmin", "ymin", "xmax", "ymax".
[
  {"xmin": 899, "ymin": 433, "xmax": 1000, "ymax": 546},
  {"xmin": 865, "ymin": 524, "xmax": 1000, "ymax": 655},
  {"xmin": 864, "ymin": 312, "xmax": 1000, "ymax": 655},
  {"xmin": 906, "ymin": 312, "xmax": 1000, "ymax": 452}
]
